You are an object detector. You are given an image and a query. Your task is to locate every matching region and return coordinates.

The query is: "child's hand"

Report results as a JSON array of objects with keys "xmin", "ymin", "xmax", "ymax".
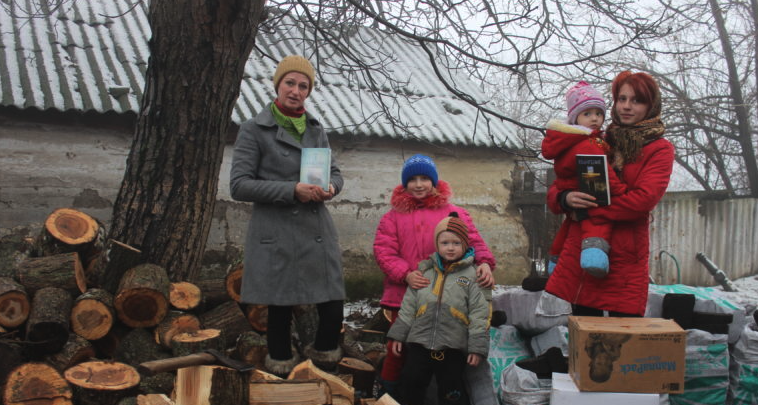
[
  {"xmin": 475, "ymin": 263, "xmax": 494, "ymax": 288},
  {"xmin": 390, "ymin": 340, "xmax": 404, "ymax": 356},
  {"xmin": 467, "ymin": 353, "xmax": 483, "ymax": 367},
  {"xmin": 405, "ymin": 270, "xmax": 430, "ymax": 289}
]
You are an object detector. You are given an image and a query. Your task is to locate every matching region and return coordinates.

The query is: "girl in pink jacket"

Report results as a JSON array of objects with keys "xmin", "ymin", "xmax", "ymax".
[{"xmin": 373, "ymin": 154, "xmax": 496, "ymax": 397}]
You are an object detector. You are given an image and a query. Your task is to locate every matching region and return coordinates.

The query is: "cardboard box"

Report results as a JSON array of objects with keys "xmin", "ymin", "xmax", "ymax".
[
  {"xmin": 551, "ymin": 372, "xmax": 662, "ymax": 405},
  {"xmin": 568, "ymin": 316, "xmax": 685, "ymax": 394}
]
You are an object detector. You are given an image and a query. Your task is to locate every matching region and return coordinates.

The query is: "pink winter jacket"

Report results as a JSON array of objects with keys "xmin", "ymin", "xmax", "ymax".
[{"xmin": 373, "ymin": 180, "xmax": 496, "ymax": 308}]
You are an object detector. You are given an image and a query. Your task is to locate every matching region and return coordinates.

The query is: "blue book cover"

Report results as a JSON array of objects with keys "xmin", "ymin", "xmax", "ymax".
[{"xmin": 300, "ymin": 148, "xmax": 331, "ymax": 191}]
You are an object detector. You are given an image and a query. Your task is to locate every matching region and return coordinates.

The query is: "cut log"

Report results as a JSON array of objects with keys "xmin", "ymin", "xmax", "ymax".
[
  {"xmin": 114, "ymin": 264, "xmax": 170, "ymax": 328},
  {"xmin": 360, "ymin": 399, "xmax": 377, "ymax": 405},
  {"xmin": 97, "ymin": 240, "xmax": 143, "ymax": 293},
  {"xmin": 288, "ymin": 359, "xmax": 354, "ymax": 403},
  {"xmin": 33, "ymin": 208, "xmax": 99, "ymax": 256},
  {"xmin": 3, "ymin": 362, "xmax": 73, "ymax": 405},
  {"xmin": 293, "ymin": 304, "xmax": 319, "ymax": 350},
  {"xmin": 194, "ymin": 263, "xmax": 232, "ymax": 309},
  {"xmin": 115, "ymin": 328, "xmax": 171, "ymax": 367},
  {"xmin": 342, "ymin": 325, "xmax": 384, "ymax": 367},
  {"xmin": 170, "ymin": 329, "xmax": 223, "ymax": 357},
  {"xmin": 198, "ymin": 300, "xmax": 251, "ymax": 347},
  {"xmin": 224, "ymin": 263, "xmax": 243, "ymax": 302},
  {"xmin": 375, "ymin": 393, "xmax": 401, "ymax": 405},
  {"xmin": 71, "ymin": 288, "xmax": 115, "ymax": 340},
  {"xmin": 248, "ymin": 378, "xmax": 331, "ymax": 405},
  {"xmin": 358, "ymin": 329, "xmax": 387, "ymax": 344},
  {"xmin": 245, "ymin": 304, "xmax": 268, "ymax": 332},
  {"xmin": 26, "ymin": 287, "xmax": 73, "ymax": 355},
  {"xmin": 15, "ymin": 252, "xmax": 87, "ymax": 295},
  {"xmin": 65, "ymin": 360, "xmax": 141, "ymax": 405},
  {"xmin": 44, "ymin": 333, "xmax": 95, "ymax": 372},
  {"xmin": 92, "ymin": 323, "xmax": 131, "ymax": 359},
  {"xmin": 168, "ymin": 282, "xmax": 202, "ymax": 311},
  {"xmin": 362, "ymin": 308, "xmax": 391, "ymax": 333},
  {"xmin": 235, "ymin": 330, "xmax": 268, "ymax": 369},
  {"xmin": 250, "ymin": 368, "xmax": 282, "ymax": 381},
  {"xmin": 153, "ymin": 311, "xmax": 201, "ymax": 349},
  {"xmin": 333, "ymin": 395, "xmax": 353, "ymax": 405},
  {"xmin": 137, "ymin": 394, "xmax": 175, "ymax": 405},
  {"xmin": 173, "ymin": 365, "xmax": 248, "ymax": 405},
  {"xmin": 0, "ymin": 277, "xmax": 30, "ymax": 328},
  {"xmin": 338, "ymin": 357, "xmax": 375, "ymax": 398},
  {"xmin": 0, "ymin": 340, "xmax": 24, "ymax": 392}
]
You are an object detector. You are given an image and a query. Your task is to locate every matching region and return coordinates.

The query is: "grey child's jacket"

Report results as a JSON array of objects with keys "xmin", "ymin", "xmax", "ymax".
[{"xmin": 387, "ymin": 251, "xmax": 490, "ymax": 357}]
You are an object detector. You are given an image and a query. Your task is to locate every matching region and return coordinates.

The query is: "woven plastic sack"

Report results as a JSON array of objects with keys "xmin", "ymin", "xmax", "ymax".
[
  {"xmin": 728, "ymin": 322, "xmax": 758, "ymax": 405},
  {"xmin": 492, "ymin": 290, "xmax": 570, "ymax": 336},
  {"xmin": 487, "ymin": 324, "xmax": 531, "ymax": 401},
  {"xmin": 530, "ymin": 325, "xmax": 569, "ymax": 357},
  {"xmin": 498, "ymin": 363, "xmax": 551, "ymax": 405},
  {"xmin": 669, "ymin": 329, "xmax": 729, "ymax": 405}
]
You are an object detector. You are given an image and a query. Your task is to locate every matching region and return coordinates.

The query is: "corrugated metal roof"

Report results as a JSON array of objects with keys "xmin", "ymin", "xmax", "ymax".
[{"xmin": 0, "ymin": 1, "xmax": 520, "ymax": 148}]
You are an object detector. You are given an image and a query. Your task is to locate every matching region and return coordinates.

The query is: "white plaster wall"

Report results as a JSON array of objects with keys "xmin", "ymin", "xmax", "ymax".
[{"xmin": 1, "ymin": 120, "xmax": 530, "ymax": 284}]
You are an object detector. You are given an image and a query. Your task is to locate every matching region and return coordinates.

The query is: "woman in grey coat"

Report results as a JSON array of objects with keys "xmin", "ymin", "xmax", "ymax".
[{"xmin": 230, "ymin": 55, "xmax": 345, "ymax": 375}]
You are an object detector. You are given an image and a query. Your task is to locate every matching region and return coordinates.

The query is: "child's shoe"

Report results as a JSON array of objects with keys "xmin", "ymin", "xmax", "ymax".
[{"xmin": 580, "ymin": 237, "xmax": 610, "ymax": 278}]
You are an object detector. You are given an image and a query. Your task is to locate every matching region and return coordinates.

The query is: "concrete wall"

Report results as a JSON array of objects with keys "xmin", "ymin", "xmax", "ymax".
[{"xmin": 0, "ymin": 115, "xmax": 530, "ymax": 284}]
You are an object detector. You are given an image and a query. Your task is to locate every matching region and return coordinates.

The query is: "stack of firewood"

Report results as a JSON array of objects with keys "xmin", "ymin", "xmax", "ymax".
[{"xmin": 0, "ymin": 207, "xmax": 394, "ymax": 405}]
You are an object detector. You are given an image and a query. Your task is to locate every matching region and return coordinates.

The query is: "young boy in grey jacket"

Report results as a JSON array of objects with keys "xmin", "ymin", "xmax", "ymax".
[{"xmin": 387, "ymin": 212, "xmax": 491, "ymax": 405}]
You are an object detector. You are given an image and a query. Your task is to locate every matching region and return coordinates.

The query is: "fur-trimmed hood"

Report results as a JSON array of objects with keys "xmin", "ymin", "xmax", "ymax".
[{"xmin": 390, "ymin": 180, "xmax": 452, "ymax": 213}]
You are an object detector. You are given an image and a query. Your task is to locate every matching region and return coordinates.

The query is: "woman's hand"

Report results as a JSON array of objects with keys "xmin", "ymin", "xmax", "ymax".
[
  {"xmin": 467, "ymin": 353, "xmax": 482, "ymax": 367},
  {"xmin": 475, "ymin": 263, "xmax": 494, "ymax": 288},
  {"xmin": 565, "ymin": 191, "xmax": 598, "ymax": 209},
  {"xmin": 405, "ymin": 270, "xmax": 430, "ymax": 289},
  {"xmin": 390, "ymin": 340, "xmax": 403, "ymax": 356},
  {"xmin": 295, "ymin": 183, "xmax": 334, "ymax": 203}
]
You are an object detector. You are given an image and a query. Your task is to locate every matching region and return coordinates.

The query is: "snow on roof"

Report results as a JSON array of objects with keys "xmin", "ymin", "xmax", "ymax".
[{"xmin": 0, "ymin": 1, "xmax": 521, "ymax": 148}]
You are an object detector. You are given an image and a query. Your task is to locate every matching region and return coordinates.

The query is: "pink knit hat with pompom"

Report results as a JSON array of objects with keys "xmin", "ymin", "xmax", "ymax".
[{"xmin": 566, "ymin": 81, "xmax": 606, "ymax": 125}]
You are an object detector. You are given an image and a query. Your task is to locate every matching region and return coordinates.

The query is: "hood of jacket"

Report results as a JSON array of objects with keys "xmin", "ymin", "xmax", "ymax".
[
  {"xmin": 390, "ymin": 180, "xmax": 452, "ymax": 213},
  {"xmin": 542, "ymin": 118, "xmax": 597, "ymax": 159}
]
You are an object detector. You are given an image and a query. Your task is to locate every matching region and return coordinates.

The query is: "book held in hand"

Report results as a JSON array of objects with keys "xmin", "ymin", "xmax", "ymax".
[
  {"xmin": 576, "ymin": 154, "xmax": 611, "ymax": 206},
  {"xmin": 300, "ymin": 148, "xmax": 331, "ymax": 191}
]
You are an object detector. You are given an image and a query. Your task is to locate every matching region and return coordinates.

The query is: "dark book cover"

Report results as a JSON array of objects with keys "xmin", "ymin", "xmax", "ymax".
[{"xmin": 576, "ymin": 154, "xmax": 611, "ymax": 206}]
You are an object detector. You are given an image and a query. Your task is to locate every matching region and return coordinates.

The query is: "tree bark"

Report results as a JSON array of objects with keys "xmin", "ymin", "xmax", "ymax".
[
  {"xmin": 15, "ymin": 252, "xmax": 87, "ymax": 296},
  {"xmin": 26, "ymin": 287, "xmax": 73, "ymax": 355},
  {"xmin": 198, "ymin": 300, "xmax": 251, "ymax": 347},
  {"xmin": 154, "ymin": 311, "xmax": 201, "ymax": 349},
  {"xmin": 174, "ymin": 365, "xmax": 248, "ymax": 405},
  {"xmin": 107, "ymin": 0, "xmax": 268, "ymax": 282},
  {"xmin": 44, "ymin": 333, "xmax": 95, "ymax": 373}
]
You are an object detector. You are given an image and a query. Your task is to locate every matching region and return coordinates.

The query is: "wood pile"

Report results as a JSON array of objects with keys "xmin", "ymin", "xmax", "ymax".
[{"xmin": 0, "ymin": 207, "xmax": 392, "ymax": 404}]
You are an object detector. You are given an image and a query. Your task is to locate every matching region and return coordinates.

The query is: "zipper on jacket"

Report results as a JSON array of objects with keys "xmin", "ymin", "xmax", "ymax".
[{"xmin": 430, "ymin": 262, "xmax": 455, "ymax": 350}]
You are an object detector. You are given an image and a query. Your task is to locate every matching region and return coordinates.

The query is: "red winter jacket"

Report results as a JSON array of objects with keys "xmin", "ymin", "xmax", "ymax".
[
  {"xmin": 544, "ymin": 138, "xmax": 675, "ymax": 315},
  {"xmin": 373, "ymin": 180, "xmax": 496, "ymax": 309}
]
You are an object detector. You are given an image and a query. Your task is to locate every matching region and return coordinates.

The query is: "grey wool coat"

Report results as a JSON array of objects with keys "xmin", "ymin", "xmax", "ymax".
[{"xmin": 230, "ymin": 103, "xmax": 345, "ymax": 306}]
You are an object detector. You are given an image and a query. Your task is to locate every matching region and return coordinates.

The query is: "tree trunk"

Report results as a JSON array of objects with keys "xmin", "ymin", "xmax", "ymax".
[
  {"xmin": 0, "ymin": 277, "xmax": 30, "ymax": 328},
  {"xmin": 107, "ymin": 1, "xmax": 267, "ymax": 283}
]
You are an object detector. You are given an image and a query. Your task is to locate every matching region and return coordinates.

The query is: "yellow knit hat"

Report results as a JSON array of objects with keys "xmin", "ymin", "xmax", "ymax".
[{"xmin": 273, "ymin": 55, "xmax": 316, "ymax": 95}]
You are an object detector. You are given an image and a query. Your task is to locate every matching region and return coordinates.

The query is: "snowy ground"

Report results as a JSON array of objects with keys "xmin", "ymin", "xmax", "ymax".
[{"xmin": 345, "ymin": 273, "xmax": 758, "ymax": 327}]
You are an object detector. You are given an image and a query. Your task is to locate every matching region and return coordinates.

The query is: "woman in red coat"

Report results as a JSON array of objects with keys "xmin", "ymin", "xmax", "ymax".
[{"xmin": 544, "ymin": 71, "xmax": 675, "ymax": 316}]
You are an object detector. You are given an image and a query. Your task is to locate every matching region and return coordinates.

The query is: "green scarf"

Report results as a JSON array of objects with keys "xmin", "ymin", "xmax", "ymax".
[{"xmin": 271, "ymin": 103, "xmax": 307, "ymax": 142}]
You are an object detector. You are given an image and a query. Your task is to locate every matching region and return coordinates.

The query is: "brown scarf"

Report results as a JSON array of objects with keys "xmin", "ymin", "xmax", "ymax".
[{"xmin": 606, "ymin": 91, "xmax": 666, "ymax": 169}]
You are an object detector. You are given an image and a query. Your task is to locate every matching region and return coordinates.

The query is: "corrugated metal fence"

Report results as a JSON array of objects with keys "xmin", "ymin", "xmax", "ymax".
[{"xmin": 650, "ymin": 193, "xmax": 758, "ymax": 286}]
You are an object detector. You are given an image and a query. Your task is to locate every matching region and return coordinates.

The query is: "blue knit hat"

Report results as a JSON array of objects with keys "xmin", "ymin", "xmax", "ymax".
[{"xmin": 401, "ymin": 154, "xmax": 438, "ymax": 187}]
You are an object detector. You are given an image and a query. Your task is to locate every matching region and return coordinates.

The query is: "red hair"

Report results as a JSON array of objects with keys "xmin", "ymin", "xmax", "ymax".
[{"xmin": 610, "ymin": 71, "xmax": 661, "ymax": 121}]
